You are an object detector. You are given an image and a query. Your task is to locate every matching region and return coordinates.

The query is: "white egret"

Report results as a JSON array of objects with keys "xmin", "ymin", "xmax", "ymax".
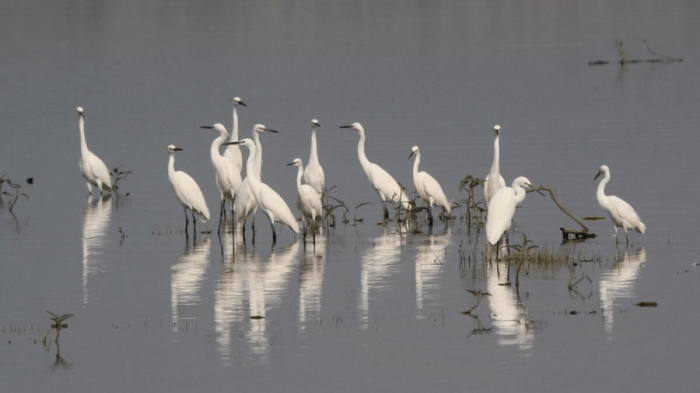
[
  {"xmin": 222, "ymin": 97, "xmax": 246, "ymax": 172},
  {"xmin": 594, "ymin": 165, "xmax": 646, "ymax": 245},
  {"xmin": 340, "ymin": 122, "xmax": 410, "ymax": 220},
  {"xmin": 486, "ymin": 176, "xmax": 532, "ymax": 245},
  {"xmin": 233, "ymin": 133, "xmax": 300, "ymax": 244},
  {"xmin": 167, "ymin": 145, "xmax": 210, "ymax": 235},
  {"xmin": 408, "ymin": 146, "xmax": 451, "ymax": 225},
  {"xmin": 303, "ymin": 119, "xmax": 325, "ymax": 195},
  {"xmin": 484, "ymin": 125, "xmax": 506, "ymax": 205},
  {"xmin": 201, "ymin": 123, "xmax": 242, "ymax": 233},
  {"xmin": 77, "ymin": 107, "xmax": 112, "ymax": 195},
  {"xmin": 233, "ymin": 123, "xmax": 277, "ymax": 236},
  {"xmin": 287, "ymin": 158, "xmax": 323, "ymax": 241}
]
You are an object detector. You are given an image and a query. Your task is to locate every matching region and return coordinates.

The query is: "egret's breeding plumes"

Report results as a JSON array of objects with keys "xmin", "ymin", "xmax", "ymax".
[
  {"xmin": 77, "ymin": 107, "xmax": 112, "ymax": 196},
  {"xmin": 167, "ymin": 145, "xmax": 210, "ymax": 236},
  {"xmin": 483, "ymin": 125, "xmax": 506, "ymax": 206},
  {"xmin": 303, "ymin": 119, "xmax": 325, "ymax": 195},
  {"xmin": 486, "ymin": 176, "xmax": 532, "ymax": 245},
  {"xmin": 340, "ymin": 122, "xmax": 410, "ymax": 220},
  {"xmin": 201, "ymin": 123, "xmax": 242, "ymax": 233},
  {"xmin": 233, "ymin": 132, "xmax": 300, "ymax": 245},
  {"xmin": 408, "ymin": 146, "xmax": 450, "ymax": 225},
  {"xmin": 594, "ymin": 165, "xmax": 646, "ymax": 246},
  {"xmin": 222, "ymin": 97, "xmax": 246, "ymax": 173},
  {"xmin": 288, "ymin": 158, "xmax": 323, "ymax": 242}
]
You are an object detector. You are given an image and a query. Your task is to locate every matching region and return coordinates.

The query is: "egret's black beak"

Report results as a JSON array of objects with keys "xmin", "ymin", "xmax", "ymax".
[
  {"xmin": 174, "ymin": 147, "xmax": 183, "ymax": 151},
  {"xmin": 340, "ymin": 125, "xmax": 352, "ymax": 129},
  {"xmin": 239, "ymin": 101, "xmax": 247, "ymax": 107},
  {"xmin": 594, "ymin": 170, "xmax": 603, "ymax": 181},
  {"xmin": 223, "ymin": 141, "xmax": 242, "ymax": 146},
  {"xmin": 286, "ymin": 162, "xmax": 295, "ymax": 167},
  {"xmin": 200, "ymin": 126, "xmax": 213, "ymax": 130},
  {"xmin": 408, "ymin": 151, "xmax": 416, "ymax": 160}
]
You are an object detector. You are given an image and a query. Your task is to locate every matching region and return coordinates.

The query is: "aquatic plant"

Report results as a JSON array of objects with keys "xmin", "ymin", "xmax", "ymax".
[{"xmin": 45, "ymin": 310, "xmax": 73, "ymax": 343}]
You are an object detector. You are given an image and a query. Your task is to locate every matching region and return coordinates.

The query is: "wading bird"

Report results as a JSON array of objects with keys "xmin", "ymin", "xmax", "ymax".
[
  {"xmin": 77, "ymin": 107, "xmax": 112, "ymax": 196},
  {"xmin": 222, "ymin": 97, "xmax": 246, "ymax": 173},
  {"xmin": 167, "ymin": 145, "xmax": 210, "ymax": 236},
  {"xmin": 340, "ymin": 122, "xmax": 410, "ymax": 220},
  {"xmin": 486, "ymin": 176, "xmax": 532, "ymax": 245},
  {"xmin": 201, "ymin": 123, "xmax": 242, "ymax": 233},
  {"xmin": 484, "ymin": 125, "xmax": 506, "ymax": 206},
  {"xmin": 303, "ymin": 119, "xmax": 325, "ymax": 195},
  {"xmin": 408, "ymin": 146, "xmax": 451, "ymax": 225},
  {"xmin": 288, "ymin": 158, "xmax": 323, "ymax": 242},
  {"xmin": 233, "ymin": 133, "xmax": 300, "ymax": 245},
  {"xmin": 594, "ymin": 165, "xmax": 646, "ymax": 245}
]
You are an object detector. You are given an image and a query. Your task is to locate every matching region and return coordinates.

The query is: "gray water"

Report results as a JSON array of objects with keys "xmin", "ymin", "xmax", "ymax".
[{"xmin": 2, "ymin": 1, "xmax": 700, "ymax": 391}]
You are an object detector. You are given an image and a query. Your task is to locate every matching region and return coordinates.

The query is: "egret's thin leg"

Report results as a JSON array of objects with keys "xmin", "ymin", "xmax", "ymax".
[
  {"xmin": 427, "ymin": 204, "xmax": 434, "ymax": 226},
  {"xmin": 382, "ymin": 202, "xmax": 389, "ymax": 220},
  {"xmin": 192, "ymin": 211, "xmax": 197, "ymax": 234},
  {"xmin": 86, "ymin": 182, "xmax": 93, "ymax": 195},
  {"xmin": 271, "ymin": 222, "xmax": 277, "ymax": 246},
  {"xmin": 183, "ymin": 207, "xmax": 189, "ymax": 234}
]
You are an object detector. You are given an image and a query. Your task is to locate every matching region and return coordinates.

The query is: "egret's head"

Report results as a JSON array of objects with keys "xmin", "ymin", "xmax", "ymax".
[
  {"xmin": 311, "ymin": 119, "xmax": 321, "ymax": 128},
  {"xmin": 167, "ymin": 145, "xmax": 183, "ymax": 153},
  {"xmin": 286, "ymin": 158, "xmax": 303, "ymax": 167},
  {"xmin": 340, "ymin": 122, "xmax": 363, "ymax": 132},
  {"xmin": 493, "ymin": 125, "xmax": 501, "ymax": 136},
  {"xmin": 512, "ymin": 176, "xmax": 532, "ymax": 189},
  {"xmin": 253, "ymin": 124, "xmax": 278, "ymax": 134},
  {"xmin": 233, "ymin": 97, "xmax": 247, "ymax": 107},
  {"xmin": 77, "ymin": 107, "xmax": 84, "ymax": 117},
  {"xmin": 408, "ymin": 146, "xmax": 420, "ymax": 159},
  {"xmin": 200, "ymin": 123, "xmax": 229, "ymax": 136},
  {"xmin": 227, "ymin": 138, "xmax": 254, "ymax": 149},
  {"xmin": 594, "ymin": 165, "xmax": 609, "ymax": 181}
]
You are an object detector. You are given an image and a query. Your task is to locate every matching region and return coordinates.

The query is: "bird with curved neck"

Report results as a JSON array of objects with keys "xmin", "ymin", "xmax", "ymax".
[
  {"xmin": 167, "ymin": 145, "xmax": 210, "ymax": 237},
  {"xmin": 594, "ymin": 165, "xmax": 645, "ymax": 246},
  {"xmin": 408, "ymin": 146, "xmax": 450, "ymax": 225},
  {"xmin": 340, "ymin": 122, "xmax": 410, "ymax": 220},
  {"xmin": 233, "ymin": 122, "xmax": 276, "ymax": 236},
  {"xmin": 486, "ymin": 176, "xmax": 532, "ymax": 245},
  {"xmin": 288, "ymin": 157, "xmax": 323, "ymax": 242},
  {"xmin": 484, "ymin": 125, "xmax": 506, "ymax": 206},
  {"xmin": 232, "ymin": 132, "xmax": 300, "ymax": 245},
  {"xmin": 222, "ymin": 96, "xmax": 246, "ymax": 171},
  {"xmin": 303, "ymin": 119, "xmax": 325, "ymax": 195},
  {"xmin": 201, "ymin": 123, "xmax": 242, "ymax": 234},
  {"xmin": 77, "ymin": 106, "xmax": 112, "ymax": 196}
]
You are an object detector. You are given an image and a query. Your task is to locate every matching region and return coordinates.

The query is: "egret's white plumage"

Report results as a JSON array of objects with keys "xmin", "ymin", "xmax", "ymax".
[
  {"xmin": 288, "ymin": 158, "xmax": 323, "ymax": 239},
  {"xmin": 484, "ymin": 125, "xmax": 506, "ymax": 205},
  {"xmin": 77, "ymin": 107, "xmax": 112, "ymax": 195},
  {"xmin": 595, "ymin": 165, "xmax": 645, "ymax": 245},
  {"xmin": 233, "ymin": 123, "xmax": 274, "ymax": 234},
  {"xmin": 486, "ymin": 176, "xmax": 532, "ymax": 245},
  {"xmin": 340, "ymin": 122, "xmax": 410, "ymax": 219},
  {"xmin": 222, "ymin": 97, "xmax": 246, "ymax": 172},
  {"xmin": 303, "ymin": 119, "xmax": 325, "ymax": 195},
  {"xmin": 202, "ymin": 123, "xmax": 242, "ymax": 231},
  {"xmin": 408, "ymin": 146, "xmax": 450, "ymax": 224},
  {"xmin": 234, "ymin": 133, "xmax": 300, "ymax": 243},
  {"xmin": 167, "ymin": 145, "xmax": 210, "ymax": 234}
]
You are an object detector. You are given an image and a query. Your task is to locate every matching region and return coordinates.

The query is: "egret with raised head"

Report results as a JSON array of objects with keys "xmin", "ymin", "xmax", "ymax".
[
  {"xmin": 594, "ymin": 165, "xmax": 645, "ymax": 245},
  {"xmin": 201, "ymin": 123, "xmax": 242, "ymax": 233},
  {"xmin": 408, "ymin": 146, "xmax": 450, "ymax": 225},
  {"xmin": 222, "ymin": 97, "xmax": 246, "ymax": 172},
  {"xmin": 77, "ymin": 107, "xmax": 112, "ymax": 196},
  {"xmin": 340, "ymin": 122, "xmax": 410, "ymax": 220},
  {"xmin": 484, "ymin": 125, "xmax": 506, "ymax": 206},
  {"xmin": 167, "ymin": 145, "xmax": 210, "ymax": 236},
  {"xmin": 303, "ymin": 119, "xmax": 325, "ymax": 195}
]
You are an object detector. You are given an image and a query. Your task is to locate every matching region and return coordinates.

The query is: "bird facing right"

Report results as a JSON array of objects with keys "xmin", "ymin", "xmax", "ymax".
[
  {"xmin": 167, "ymin": 145, "xmax": 210, "ymax": 236},
  {"xmin": 594, "ymin": 165, "xmax": 646, "ymax": 245},
  {"xmin": 486, "ymin": 176, "xmax": 532, "ymax": 245},
  {"xmin": 408, "ymin": 146, "xmax": 450, "ymax": 225}
]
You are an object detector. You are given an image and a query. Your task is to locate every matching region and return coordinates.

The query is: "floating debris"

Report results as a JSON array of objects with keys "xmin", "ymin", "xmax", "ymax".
[{"xmin": 635, "ymin": 301, "xmax": 658, "ymax": 308}]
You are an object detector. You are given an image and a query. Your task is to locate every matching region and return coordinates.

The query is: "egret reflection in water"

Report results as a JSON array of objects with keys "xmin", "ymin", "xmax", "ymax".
[
  {"xmin": 415, "ymin": 226, "xmax": 450, "ymax": 314},
  {"xmin": 600, "ymin": 247, "xmax": 646, "ymax": 333},
  {"xmin": 171, "ymin": 236, "xmax": 211, "ymax": 331},
  {"xmin": 359, "ymin": 226, "xmax": 405, "ymax": 328},
  {"xmin": 82, "ymin": 194, "xmax": 112, "ymax": 305},
  {"xmin": 299, "ymin": 233, "xmax": 327, "ymax": 332}
]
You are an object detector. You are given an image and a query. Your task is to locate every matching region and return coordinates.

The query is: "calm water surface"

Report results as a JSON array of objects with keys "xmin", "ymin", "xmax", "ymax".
[{"xmin": 2, "ymin": 1, "xmax": 700, "ymax": 392}]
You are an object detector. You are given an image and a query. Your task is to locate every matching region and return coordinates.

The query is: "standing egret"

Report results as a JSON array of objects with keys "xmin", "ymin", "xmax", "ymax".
[
  {"xmin": 222, "ymin": 97, "xmax": 246, "ymax": 172},
  {"xmin": 233, "ymin": 134, "xmax": 300, "ymax": 245},
  {"xmin": 288, "ymin": 158, "xmax": 323, "ymax": 242},
  {"xmin": 77, "ymin": 107, "xmax": 112, "ymax": 196},
  {"xmin": 486, "ymin": 176, "xmax": 532, "ymax": 245},
  {"xmin": 201, "ymin": 123, "xmax": 242, "ymax": 233},
  {"xmin": 167, "ymin": 145, "xmax": 210, "ymax": 236},
  {"xmin": 594, "ymin": 165, "xmax": 646, "ymax": 245},
  {"xmin": 303, "ymin": 119, "xmax": 325, "ymax": 195},
  {"xmin": 484, "ymin": 125, "xmax": 506, "ymax": 205},
  {"xmin": 340, "ymin": 122, "xmax": 410, "ymax": 220},
  {"xmin": 233, "ymin": 123, "xmax": 277, "ymax": 236},
  {"xmin": 408, "ymin": 146, "xmax": 451, "ymax": 225}
]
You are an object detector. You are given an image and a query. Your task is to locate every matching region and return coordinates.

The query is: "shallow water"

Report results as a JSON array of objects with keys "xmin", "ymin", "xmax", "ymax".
[{"xmin": 2, "ymin": 1, "xmax": 700, "ymax": 391}]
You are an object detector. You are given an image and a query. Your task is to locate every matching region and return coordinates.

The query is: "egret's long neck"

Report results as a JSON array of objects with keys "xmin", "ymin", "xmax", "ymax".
[
  {"xmin": 357, "ymin": 129, "xmax": 371, "ymax": 172},
  {"xmin": 296, "ymin": 165, "xmax": 304, "ymax": 190},
  {"xmin": 244, "ymin": 145, "xmax": 261, "ymax": 196},
  {"xmin": 79, "ymin": 116, "xmax": 89, "ymax": 154},
  {"xmin": 211, "ymin": 131, "xmax": 227, "ymax": 161},
  {"xmin": 597, "ymin": 171, "xmax": 610, "ymax": 204},
  {"xmin": 412, "ymin": 152, "xmax": 421, "ymax": 180},
  {"xmin": 514, "ymin": 185, "xmax": 527, "ymax": 205},
  {"xmin": 489, "ymin": 134, "xmax": 500, "ymax": 175},
  {"xmin": 231, "ymin": 106, "xmax": 239, "ymax": 142},
  {"xmin": 309, "ymin": 128, "xmax": 319, "ymax": 164},
  {"xmin": 168, "ymin": 153, "xmax": 176, "ymax": 180},
  {"xmin": 253, "ymin": 132, "xmax": 263, "ymax": 180}
]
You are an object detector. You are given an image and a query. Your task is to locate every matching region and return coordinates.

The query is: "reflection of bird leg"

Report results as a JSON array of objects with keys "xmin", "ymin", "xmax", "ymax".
[{"xmin": 427, "ymin": 204, "xmax": 433, "ymax": 226}]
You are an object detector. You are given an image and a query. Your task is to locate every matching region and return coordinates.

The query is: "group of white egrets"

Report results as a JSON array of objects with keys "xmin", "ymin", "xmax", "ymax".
[{"xmin": 77, "ymin": 101, "xmax": 645, "ymax": 247}]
